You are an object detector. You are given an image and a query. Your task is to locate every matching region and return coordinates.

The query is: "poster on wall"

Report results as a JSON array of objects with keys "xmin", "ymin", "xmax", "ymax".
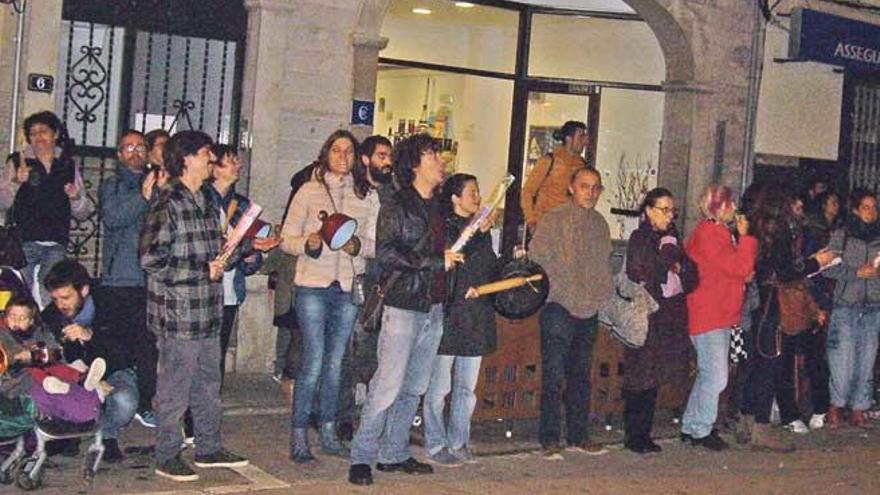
[{"xmin": 525, "ymin": 126, "xmax": 556, "ymax": 178}]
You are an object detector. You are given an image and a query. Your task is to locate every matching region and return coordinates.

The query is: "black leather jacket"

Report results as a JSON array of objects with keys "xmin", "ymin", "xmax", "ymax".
[{"xmin": 376, "ymin": 187, "xmax": 444, "ymax": 313}]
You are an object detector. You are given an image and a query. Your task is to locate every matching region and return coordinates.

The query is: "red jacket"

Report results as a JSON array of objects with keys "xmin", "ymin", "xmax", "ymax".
[{"xmin": 685, "ymin": 220, "xmax": 758, "ymax": 336}]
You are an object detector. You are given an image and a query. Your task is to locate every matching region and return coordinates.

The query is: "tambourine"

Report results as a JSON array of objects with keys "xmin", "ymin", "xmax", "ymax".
[{"xmin": 492, "ymin": 257, "xmax": 549, "ymax": 320}]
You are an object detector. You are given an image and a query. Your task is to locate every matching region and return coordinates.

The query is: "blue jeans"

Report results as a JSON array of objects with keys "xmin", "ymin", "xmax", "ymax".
[
  {"xmin": 21, "ymin": 241, "xmax": 67, "ymax": 308},
  {"xmin": 423, "ymin": 355, "xmax": 482, "ymax": 455},
  {"xmin": 350, "ymin": 304, "xmax": 443, "ymax": 465},
  {"xmin": 681, "ymin": 328, "xmax": 730, "ymax": 439},
  {"xmin": 539, "ymin": 303, "xmax": 597, "ymax": 447},
  {"xmin": 291, "ymin": 284, "xmax": 358, "ymax": 428},
  {"xmin": 827, "ymin": 306, "xmax": 880, "ymax": 411},
  {"xmin": 101, "ymin": 368, "xmax": 139, "ymax": 439}
]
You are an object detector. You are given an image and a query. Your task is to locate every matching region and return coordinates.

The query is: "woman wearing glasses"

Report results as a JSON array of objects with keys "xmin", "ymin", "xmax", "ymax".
[{"xmin": 622, "ymin": 187, "xmax": 697, "ymax": 454}]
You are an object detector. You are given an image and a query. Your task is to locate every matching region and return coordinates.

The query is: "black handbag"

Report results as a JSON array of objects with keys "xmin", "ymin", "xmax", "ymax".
[{"xmin": 359, "ymin": 232, "xmax": 431, "ymax": 334}]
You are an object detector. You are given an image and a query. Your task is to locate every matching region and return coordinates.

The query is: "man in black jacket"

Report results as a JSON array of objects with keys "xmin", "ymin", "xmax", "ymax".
[
  {"xmin": 348, "ymin": 134, "xmax": 461, "ymax": 486},
  {"xmin": 42, "ymin": 259, "xmax": 139, "ymax": 463}
]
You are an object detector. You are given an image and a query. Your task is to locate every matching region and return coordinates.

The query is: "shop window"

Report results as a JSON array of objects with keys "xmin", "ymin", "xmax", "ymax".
[
  {"xmin": 529, "ymin": 14, "xmax": 664, "ymax": 85},
  {"xmin": 381, "ymin": 0, "xmax": 518, "ymax": 74},
  {"xmin": 376, "ymin": 66, "xmax": 513, "ymax": 242}
]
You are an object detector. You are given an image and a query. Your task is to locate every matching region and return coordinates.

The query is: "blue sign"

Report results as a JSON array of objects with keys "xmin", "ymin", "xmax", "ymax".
[
  {"xmin": 351, "ymin": 100, "xmax": 374, "ymax": 126},
  {"xmin": 791, "ymin": 8, "xmax": 880, "ymax": 73}
]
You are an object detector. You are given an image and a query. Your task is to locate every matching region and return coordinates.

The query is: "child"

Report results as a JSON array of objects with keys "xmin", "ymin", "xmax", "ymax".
[{"xmin": 0, "ymin": 295, "xmax": 105, "ymax": 423}]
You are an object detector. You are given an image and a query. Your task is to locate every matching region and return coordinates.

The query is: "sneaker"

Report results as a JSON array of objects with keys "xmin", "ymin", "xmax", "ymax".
[
  {"xmin": 135, "ymin": 410, "xmax": 158, "ymax": 428},
  {"xmin": 42, "ymin": 376, "xmax": 70, "ymax": 394},
  {"xmin": 450, "ymin": 447, "xmax": 477, "ymax": 464},
  {"xmin": 541, "ymin": 445, "xmax": 564, "ymax": 461},
  {"xmin": 691, "ymin": 431, "xmax": 729, "ymax": 451},
  {"xmin": 565, "ymin": 441, "xmax": 608, "ymax": 456},
  {"xmin": 426, "ymin": 448, "xmax": 463, "ymax": 467},
  {"xmin": 83, "ymin": 358, "xmax": 106, "ymax": 392},
  {"xmin": 193, "ymin": 449, "xmax": 249, "ymax": 468},
  {"xmin": 103, "ymin": 438, "xmax": 124, "ymax": 464},
  {"xmin": 69, "ymin": 359, "xmax": 89, "ymax": 373},
  {"xmin": 376, "ymin": 457, "xmax": 433, "ymax": 474},
  {"xmin": 784, "ymin": 419, "xmax": 809, "ymax": 434},
  {"xmin": 808, "ymin": 413, "xmax": 826, "ymax": 430},
  {"xmin": 156, "ymin": 455, "xmax": 199, "ymax": 482}
]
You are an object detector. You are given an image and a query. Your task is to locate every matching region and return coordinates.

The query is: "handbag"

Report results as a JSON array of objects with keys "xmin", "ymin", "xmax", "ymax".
[
  {"xmin": 359, "ymin": 231, "xmax": 431, "ymax": 334},
  {"xmin": 775, "ymin": 278, "xmax": 818, "ymax": 336},
  {"xmin": 599, "ymin": 254, "xmax": 659, "ymax": 348}
]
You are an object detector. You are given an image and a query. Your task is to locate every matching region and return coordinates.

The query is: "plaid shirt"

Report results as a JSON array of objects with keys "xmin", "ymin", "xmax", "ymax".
[{"xmin": 139, "ymin": 179, "xmax": 223, "ymax": 339}]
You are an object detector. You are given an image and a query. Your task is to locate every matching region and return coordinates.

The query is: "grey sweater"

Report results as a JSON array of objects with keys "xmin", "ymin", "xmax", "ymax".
[{"xmin": 530, "ymin": 201, "xmax": 613, "ymax": 318}]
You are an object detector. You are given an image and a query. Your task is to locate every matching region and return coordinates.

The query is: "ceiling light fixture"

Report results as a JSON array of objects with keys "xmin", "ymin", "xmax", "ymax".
[
  {"xmin": 412, "ymin": 7, "xmax": 432, "ymax": 14},
  {"xmin": 455, "ymin": 2, "xmax": 476, "ymax": 7}
]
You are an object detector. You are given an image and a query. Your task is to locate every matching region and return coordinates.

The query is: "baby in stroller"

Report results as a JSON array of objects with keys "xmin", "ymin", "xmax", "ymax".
[{"xmin": 0, "ymin": 294, "xmax": 108, "ymax": 489}]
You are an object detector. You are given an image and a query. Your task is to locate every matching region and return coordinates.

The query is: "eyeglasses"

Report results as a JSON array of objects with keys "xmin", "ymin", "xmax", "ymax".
[
  {"xmin": 122, "ymin": 144, "xmax": 147, "ymax": 153},
  {"xmin": 651, "ymin": 206, "xmax": 676, "ymax": 216}
]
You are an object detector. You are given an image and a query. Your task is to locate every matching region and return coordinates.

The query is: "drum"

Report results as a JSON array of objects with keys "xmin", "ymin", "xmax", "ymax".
[{"xmin": 492, "ymin": 257, "xmax": 549, "ymax": 320}]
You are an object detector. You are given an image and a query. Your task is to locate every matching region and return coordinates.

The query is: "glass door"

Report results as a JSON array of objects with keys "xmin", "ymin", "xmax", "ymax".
[{"xmin": 522, "ymin": 90, "xmax": 598, "ymax": 183}]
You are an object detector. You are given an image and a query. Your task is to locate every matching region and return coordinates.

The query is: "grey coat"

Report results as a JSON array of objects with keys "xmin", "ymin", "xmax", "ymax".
[{"xmin": 825, "ymin": 225, "xmax": 880, "ymax": 307}]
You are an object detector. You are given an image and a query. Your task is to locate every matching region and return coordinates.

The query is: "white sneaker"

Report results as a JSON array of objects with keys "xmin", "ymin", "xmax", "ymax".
[
  {"xmin": 83, "ymin": 358, "xmax": 106, "ymax": 392},
  {"xmin": 784, "ymin": 419, "xmax": 809, "ymax": 434},
  {"xmin": 42, "ymin": 376, "xmax": 70, "ymax": 394},
  {"xmin": 69, "ymin": 359, "xmax": 89, "ymax": 373},
  {"xmin": 808, "ymin": 413, "xmax": 826, "ymax": 430}
]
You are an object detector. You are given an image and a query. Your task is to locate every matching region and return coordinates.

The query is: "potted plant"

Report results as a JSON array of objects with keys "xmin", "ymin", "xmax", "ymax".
[{"xmin": 610, "ymin": 153, "xmax": 656, "ymax": 239}]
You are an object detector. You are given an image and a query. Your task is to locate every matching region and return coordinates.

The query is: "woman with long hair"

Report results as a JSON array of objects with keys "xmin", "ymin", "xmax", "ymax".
[
  {"xmin": 681, "ymin": 185, "xmax": 757, "ymax": 450},
  {"xmin": 823, "ymin": 188, "xmax": 880, "ymax": 428},
  {"xmin": 422, "ymin": 173, "xmax": 499, "ymax": 466},
  {"xmin": 281, "ymin": 130, "xmax": 380, "ymax": 463},
  {"xmin": 623, "ymin": 187, "xmax": 697, "ymax": 454},
  {"xmin": 737, "ymin": 182, "xmax": 835, "ymax": 452}
]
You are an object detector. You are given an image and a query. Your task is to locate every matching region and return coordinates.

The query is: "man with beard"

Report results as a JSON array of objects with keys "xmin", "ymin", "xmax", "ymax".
[
  {"xmin": 41, "ymin": 259, "xmax": 140, "ymax": 463},
  {"xmin": 99, "ymin": 129, "xmax": 166, "ymax": 430}
]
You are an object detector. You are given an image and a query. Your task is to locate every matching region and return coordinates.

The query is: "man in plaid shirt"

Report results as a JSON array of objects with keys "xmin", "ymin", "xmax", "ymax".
[{"xmin": 139, "ymin": 130, "xmax": 248, "ymax": 482}]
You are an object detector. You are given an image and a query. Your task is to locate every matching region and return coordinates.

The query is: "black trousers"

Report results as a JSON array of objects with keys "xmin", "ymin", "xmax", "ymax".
[
  {"xmin": 776, "ymin": 330, "xmax": 830, "ymax": 423},
  {"xmin": 97, "ymin": 285, "xmax": 157, "ymax": 413},
  {"xmin": 219, "ymin": 305, "xmax": 239, "ymax": 386}
]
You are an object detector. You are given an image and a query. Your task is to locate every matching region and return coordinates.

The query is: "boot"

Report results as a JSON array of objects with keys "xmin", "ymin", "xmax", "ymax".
[
  {"xmin": 850, "ymin": 409, "xmax": 865, "ymax": 428},
  {"xmin": 640, "ymin": 389, "xmax": 662, "ymax": 453},
  {"xmin": 750, "ymin": 423, "xmax": 795, "ymax": 453},
  {"xmin": 734, "ymin": 414, "xmax": 754, "ymax": 445},
  {"xmin": 290, "ymin": 428, "xmax": 316, "ymax": 463},
  {"xmin": 320, "ymin": 422, "xmax": 349, "ymax": 456}
]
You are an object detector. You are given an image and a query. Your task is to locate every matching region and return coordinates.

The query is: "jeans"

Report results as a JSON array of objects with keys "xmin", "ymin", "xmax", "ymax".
[
  {"xmin": 681, "ymin": 328, "xmax": 730, "ymax": 439},
  {"xmin": 423, "ymin": 355, "xmax": 482, "ymax": 455},
  {"xmin": 291, "ymin": 284, "xmax": 358, "ymax": 428},
  {"xmin": 21, "ymin": 241, "xmax": 67, "ymax": 308},
  {"xmin": 539, "ymin": 303, "xmax": 598, "ymax": 447},
  {"xmin": 350, "ymin": 304, "xmax": 443, "ymax": 465},
  {"xmin": 155, "ymin": 335, "xmax": 223, "ymax": 463},
  {"xmin": 101, "ymin": 368, "xmax": 139, "ymax": 439},
  {"xmin": 827, "ymin": 306, "xmax": 880, "ymax": 411}
]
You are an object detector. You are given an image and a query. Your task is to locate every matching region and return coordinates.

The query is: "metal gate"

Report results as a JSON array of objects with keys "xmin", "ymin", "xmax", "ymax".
[
  {"xmin": 57, "ymin": 1, "xmax": 246, "ymax": 275},
  {"xmin": 849, "ymin": 82, "xmax": 880, "ymax": 193}
]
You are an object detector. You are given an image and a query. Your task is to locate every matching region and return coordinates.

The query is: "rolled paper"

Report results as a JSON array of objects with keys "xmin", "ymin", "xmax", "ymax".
[
  {"xmin": 450, "ymin": 174, "xmax": 515, "ymax": 253},
  {"xmin": 218, "ymin": 202, "xmax": 263, "ymax": 263},
  {"xmin": 474, "ymin": 274, "xmax": 543, "ymax": 297}
]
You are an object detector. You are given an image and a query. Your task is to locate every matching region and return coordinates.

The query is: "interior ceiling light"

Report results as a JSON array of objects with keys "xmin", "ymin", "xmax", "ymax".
[
  {"xmin": 412, "ymin": 7, "xmax": 432, "ymax": 14},
  {"xmin": 455, "ymin": 2, "xmax": 476, "ymax": 7}
]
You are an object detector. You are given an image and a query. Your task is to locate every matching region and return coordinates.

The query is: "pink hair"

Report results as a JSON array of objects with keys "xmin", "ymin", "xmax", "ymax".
[{"xmin": 699, "ymin": 185, "xmax": 735, "ymax": 220}]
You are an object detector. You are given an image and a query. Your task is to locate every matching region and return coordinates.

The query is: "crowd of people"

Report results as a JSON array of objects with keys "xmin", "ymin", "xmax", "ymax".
[{"xmin": 0, "ymin": 112, "xmax": 877, "ymax": 487}]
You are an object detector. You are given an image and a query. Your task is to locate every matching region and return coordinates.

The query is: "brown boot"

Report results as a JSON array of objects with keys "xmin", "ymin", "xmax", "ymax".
[
  {"xmin": 850, "ymin": 409, "xmax": 866, "ymax": 427},
  {"xmin": 750, "ymin": 423, "xmax": 795, "ymax": 453},
  {"xmin": 826, "ymin": 406, "xmax": 841, "ymax": 429},
  {"xmin": 734, "ymin": 414, "xmax": 754, "ymax": 445}
]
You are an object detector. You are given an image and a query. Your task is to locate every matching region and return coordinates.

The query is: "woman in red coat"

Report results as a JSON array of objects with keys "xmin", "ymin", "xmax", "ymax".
[{"xmin": 680, "ymin": 185, "xmax": 757, "ymax": 450}]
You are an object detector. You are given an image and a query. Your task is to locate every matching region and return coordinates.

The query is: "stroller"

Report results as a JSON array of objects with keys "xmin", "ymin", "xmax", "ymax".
[{"xmin": 0, "ymin": 394, "xmax": 36, "ymax": 488}]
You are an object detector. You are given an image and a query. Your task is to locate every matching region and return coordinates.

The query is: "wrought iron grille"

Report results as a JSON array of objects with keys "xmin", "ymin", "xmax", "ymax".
[
  {"xmin": 55, "ymin": 19, "xmax": 241, "ymax": 276},
  {"xmin": 850, "ymin": 82, "xmax": 880, "ymax": 193}
]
